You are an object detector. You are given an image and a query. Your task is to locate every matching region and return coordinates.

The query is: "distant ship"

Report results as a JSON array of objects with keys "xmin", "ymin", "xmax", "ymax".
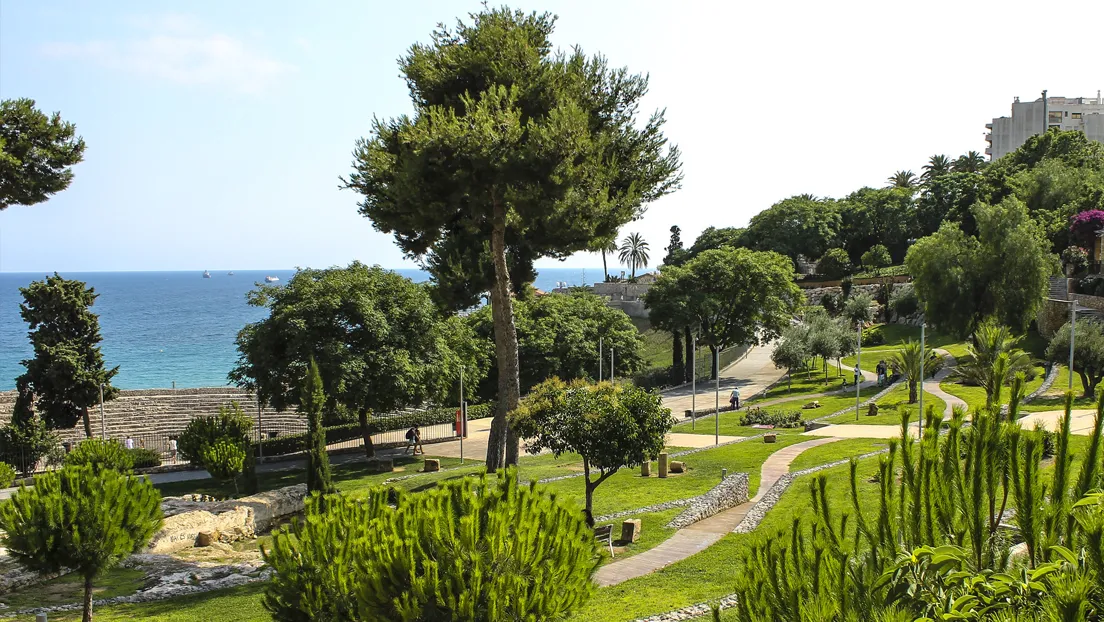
[
  {"xmin": 264, "ymin": 276, "xmax": 280, "ymax": 283},
  {"xmin": 202, "ymin": 270, "xmax": 211, "ymax": 279},
  {"xmin": 227, "ymin": 271, "xmax": 235, "ymax": 276}
]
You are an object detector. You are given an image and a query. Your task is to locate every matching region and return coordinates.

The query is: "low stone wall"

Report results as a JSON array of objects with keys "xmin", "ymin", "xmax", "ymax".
[
  {"xmin": 665, "ymin": 472, "xmax": 749, "ymax": 530},
  {"xmin": 149, "ymin": 484, "xmax": 308, "ymax": 554},
  {"xmin": 801, "ymin": 283, "xmax": 880, "ymax": 307}
]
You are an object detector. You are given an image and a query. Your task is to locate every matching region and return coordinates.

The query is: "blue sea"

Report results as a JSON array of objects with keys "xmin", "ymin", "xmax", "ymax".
[{"xmin": 0, "ymin": 267, "xmax": 599, "ymax": 391}]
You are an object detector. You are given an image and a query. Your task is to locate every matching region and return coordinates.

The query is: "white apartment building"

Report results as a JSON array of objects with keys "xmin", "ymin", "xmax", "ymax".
[{"xmin": 986, "ymin": 91, "xmax": 1104, "ymax": 161}]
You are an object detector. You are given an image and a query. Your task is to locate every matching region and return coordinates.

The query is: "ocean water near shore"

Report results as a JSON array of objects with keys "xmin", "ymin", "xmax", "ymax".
[{"xmin": 0, "ymin": 267, "xmax": 598, "ymax": 391}]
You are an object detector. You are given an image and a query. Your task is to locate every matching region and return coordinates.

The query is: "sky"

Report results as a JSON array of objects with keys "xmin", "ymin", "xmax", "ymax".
[{"xmin": 1, "ymin": 0, "xmax": 1101, "ymax": 273}]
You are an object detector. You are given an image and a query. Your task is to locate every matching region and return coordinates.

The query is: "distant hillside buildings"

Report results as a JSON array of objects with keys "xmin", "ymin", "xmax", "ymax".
[{"xmin": 986, "ymin": 91, "xmax": 1104, "ymax": 161}]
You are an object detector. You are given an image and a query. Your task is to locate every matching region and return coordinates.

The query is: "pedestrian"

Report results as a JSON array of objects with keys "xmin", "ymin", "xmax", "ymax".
[
  {"xmin": 876, "ymin": 360, "xmax": 886, "ymax": 387},
  {"xmin": 169, "ymin": 437, "xmax": 178, "ymax": 462},
  {"xmin": 854, "ymin": 365, "xmax": 861, "ymax": 387},
  {"xmin": 729, "ymin": 387, "xmax": 739, "ymax": 411},
  {"xmin": 124, "ymin": 435, "xmax": 134, "ymax": 450},
  {"xmin": 404, "ymin": 427, "xmax": 417, "ymax": 454},
  {"xmin": 413, "ymin": 427, "xmax": 425, "ymax": 455}
]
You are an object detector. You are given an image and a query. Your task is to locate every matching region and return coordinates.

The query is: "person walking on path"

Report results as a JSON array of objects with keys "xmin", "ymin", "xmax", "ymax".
[
  {"xmin": 853, "ymin": 365, "xmax": 861, "ymax": 387},
  {"xmin": 729, "ymin": 387, "xmax": 741, "ymax": 411},
  {"xmin": 404, "ymin": 427, "xmax": 418, "ymax": 454},
  {"xmin": 413, "ymin": 427, "xmax": 425, "ymax": 455},
  {"xmin": 169, "ymin": 437, "xmax": 178, "ymax": 462}
]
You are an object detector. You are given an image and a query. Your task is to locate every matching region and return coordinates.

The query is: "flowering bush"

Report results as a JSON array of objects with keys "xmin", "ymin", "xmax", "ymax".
[
  {"xmin": 1070, "ymin": 210, "xmax": 1104, "ymax": 247},
  {"xmin": 1061, "ymin": 245, "xmax": 1090, "ymax": 275}
]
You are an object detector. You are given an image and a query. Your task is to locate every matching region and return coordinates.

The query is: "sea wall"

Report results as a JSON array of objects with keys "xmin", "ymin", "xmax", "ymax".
[{"xmin": 0, "ymin": 387, "xmax": 303, "ymax": 444}]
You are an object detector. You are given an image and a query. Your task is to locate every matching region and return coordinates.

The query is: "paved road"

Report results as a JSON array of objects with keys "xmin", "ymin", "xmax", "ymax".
[{"xmin": 661, "ymin": 344, "xmax": 786, "ymax": 415}]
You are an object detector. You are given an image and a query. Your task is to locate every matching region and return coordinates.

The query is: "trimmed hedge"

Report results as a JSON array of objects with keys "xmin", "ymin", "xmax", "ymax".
[
  {"xmin": 129, "ymin": 448, "xmax": 162, "ymax": 469},
  {"xmin": 257, "ymin": 403, "xmax": 495, "ymax": 458},
  {"xmin": 740, "ymin": 407, "xmax": 804, "ymax": 428}
]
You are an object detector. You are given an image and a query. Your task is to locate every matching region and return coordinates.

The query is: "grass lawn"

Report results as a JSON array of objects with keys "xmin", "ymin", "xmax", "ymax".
[
  {"xmin": 820, "ymin": 384, "xmax": 945, "ymax": 425},
  {"xmin": 7, "ymin": 584, "xmax": 272, "ymax": 622},
  {"xmin": 786, "ymin": 437, "xmax": 889, "ymax": 472},
  {"xmin": 0, "ymin": 568, "xmax": 146, "ymax": 612},
  {"xmin": 598, "ymin": 507, "xmax": 682, "ymax": 565},
  {"xmin": 671, "ymin": 388, "xmax": 880, "ymax": 437},
  {"xmin": 754, "ymin": 367, "xmax": 852, "ymax": 402},
  {"xmin": 939, "ymin": 365, "xmax": 1048, "ymax": 414}
]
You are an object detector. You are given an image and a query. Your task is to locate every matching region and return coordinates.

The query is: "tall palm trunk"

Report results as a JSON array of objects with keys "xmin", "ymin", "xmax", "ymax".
[
  {"xmin": 601, "ymin": 249, "xmax": 608, "ymax": 281},
  {"xmin": 486, "ymin": 197, "xmax": 522, "ymax": 470}
]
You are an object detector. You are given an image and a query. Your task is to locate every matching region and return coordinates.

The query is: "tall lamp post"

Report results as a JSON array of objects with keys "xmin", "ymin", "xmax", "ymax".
[
  {"xmin": 714, "ymin": 348, "xmax": 720, "ymax": 446},
  {"xmin": 918, "ymin": 322, "xmax": 926, "ymax": 435},
  {"xmin": 691, "ymin": 332, "xmax": 697, "ymax": 431},
  {"xmin": 1070, "ymin": 299, "xmax": 1078, "ymax": 390},
  {"xmin": 855, "ymin": 322, "xmax": 862, "ymax": 421}
]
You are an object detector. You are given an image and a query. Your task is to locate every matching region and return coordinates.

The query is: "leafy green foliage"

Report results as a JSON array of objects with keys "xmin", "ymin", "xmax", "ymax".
[
  {"xmin": 0, "ymin": 380, "xmax": 59, "ymax": 476},
  {"xmin": 645, "ymin": 247, "xmax": 801, "ymax": 355},
  {"xmin": 618, "ymin": 232, "xmax": 650, "ymax": 280},
  {"xmin": 64, "ymin": 438, "xmax": 134, "ymax": 473},
  {"xmin": 887, "ymin": 282, "xmax": 918, "ymax": 318},
  {"xmin": 843, "ymin": 291, "xmax": 875, "ymax": 325},
  {"xmin": 0, "ymin": 98, "xmax": 86, "ymax": 209},
  {"xmin": 862, "ymin": 325, "xmax": 886, "ymax": 346},
  {"xmin": 17, "ymin": 274, "xmax": 119, "ymax": 435},
  {"xmin": 861, "ymin": 244, "xmax": 892, "ymax": 274},
  {"xmin": 739, "ymin": 407, "xmax": 803, "ymax": 428},
  {"xmin": 261, "ymin": 468, "xmax": 599, "ymax": 621},
  {"xmin": 0, "ymin": 465, "xmax": 162, "ymax": 622},
  {"xmin": 177, "ymin": 402, "xmax": 253, "ymax": 464},
  {"xmin": 950, "ymin": 320, "xmax": 1036, "ymax": 407},
  {"xmin": 231, "ymin": 262, "xmax": 484, "ymax": 457},
  {"xmin": 887, "ymin": 339, "xmax": 937, "ymax": 403},
  {"xmin": 687, "ymin": 226, "xmax": 746, "ymax": 258},
  {"xmin": 467, "ymin": 289, "xmax": 643, "ymax": 398},
  {"xmin": 512, "ymin": 379, "xmax": 672, "ymax": 525},
  {"xmin": 837, "ymin": 187, "xmax": 917, "ymax": 263},
  {"xmin": 301, "ymin": 359, "xmax": 333, "ymax": 494},
  {"xmin": 201, "ymin": 440, "xmax": 246, "ymax": 493},
  {"xmin": 127, "ymin": 448, "xmax": 161, "ymax": 469},
  {"xmin": 744, "ymin": 195, "xmax": 840, "ymax": 266},
  {"xmin": 1046, "ymin": 320, "xmax": 1104, "ymax": 397},
  {"xmin": 906, "ymin": 197, "xmax": 1058, "ymax": 338},
  {"xmin": 0, "ymin": 462, "xmax": 15, "ymax": 487},
  {"xmin": 816, "ymin": 248, "xmax": 852, "ymax": 279}
]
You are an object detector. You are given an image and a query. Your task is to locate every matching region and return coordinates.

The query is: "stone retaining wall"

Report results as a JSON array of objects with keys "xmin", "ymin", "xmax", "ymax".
[{"xmin": 665, "ymin": 472, "xmax": 749, "ymax": 530}]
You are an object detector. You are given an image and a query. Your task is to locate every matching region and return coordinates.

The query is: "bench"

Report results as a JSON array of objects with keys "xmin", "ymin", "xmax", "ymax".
[{"xmin": 594, "ymin": 524, "xmax": 615, "ymax": 557}]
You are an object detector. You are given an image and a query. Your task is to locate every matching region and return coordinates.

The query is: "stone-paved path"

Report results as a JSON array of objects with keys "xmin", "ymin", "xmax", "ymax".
[
  {"xmin": 661, "ymin": 344, "xmax": 785, "ymax": 415},
  {"xmin": 593, "ymin": 436, "xmax": 841, "ymax": 587}
]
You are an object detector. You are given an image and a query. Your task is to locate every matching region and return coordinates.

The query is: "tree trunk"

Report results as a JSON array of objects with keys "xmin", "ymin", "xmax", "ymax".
[
  {"xmin": 359, "ymin": 409, "xmax": 375, "ymax": 459},
  {"xmin": 82, "ymin": 406, "xmax": 92, "ymax": 439},
  {"xmin": 486, "ymin": 198, "xmax": 522, "ymax": 470},
  {"xmin": 601, "ymin": 250, "xmax": 608, "ymax": 282},
  {"xmin": 908, "ymin": 380, "xmax": 918, "ymax": 404},
  {"xmin": 583, "ymin": 458, "xmax": 596, "ymax": 527},
  {"xmin": 83, "ymin": 574, "xmax": 94, "ymax": 622},
  {"xmin": 671, "ymin": 330, "xmax": 684, "ymax": 384},
  {"xmin": 683, "ymin": 327, "xmax": 693, "ymax": 382}
]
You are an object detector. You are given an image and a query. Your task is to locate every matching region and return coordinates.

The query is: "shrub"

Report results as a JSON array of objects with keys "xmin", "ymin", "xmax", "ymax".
[
  {"xmin": 817, "ymin": 248, "xmax": 853, "ymax": 280},
  {"xmin": 128, "ymin": 448, "xmax": 162, "ymax": 469},
  {"xmin": 262, "ymin": 468, "xmax": 599, "ymax": 621},
  {"xmin": 0, "ymin": 411, "xmax": 58, "ymax": 477},
  {"xmin": 64, "ymin": 438, "xmax": 134, "ymax": 473},
  {"xmin": 861, "ymin": 244, "xmax": 891, "ymax": 274},
  {"xmin": 889, "ymin": 283, "xmax": 919, "ymax": 318},
  {"xmin": 178, "ymin": 402, "xmax": 253, "ymax": 463},
  {"xmin": 843, "ymin": 292, "xmax": 876, "ymax": 324},
  {"xmin": 201, "ymin": 440, "xmax": 246, "ymax": 494},
  {"xmin": 0, "ymin": 465, "xmax": 163, "ymax": 622},
  {"xmin": 1061, "ymin": 245, "xmax": 1090, "ymax": 275},
  {"xmin": 1071, "ymin": 210, "xmax": 1104, "ymax": 247},
  {"xmin": 862, "ymin": 326, "xmax": 886, "ymax": 346},
  {"xmin": 740, "ymin": 407, "xmax": 804, "ymax": 428},
  {"xmin": 1079, "ymin": 274, "xmax": 1104, "ymax": 297},
  {"xmin": 0, "ymin": 462, "xmax": 16, "ymax": 488},
  {"xmin": 820, "ymin": 292, "xmax": 843, "ymax": 316}
]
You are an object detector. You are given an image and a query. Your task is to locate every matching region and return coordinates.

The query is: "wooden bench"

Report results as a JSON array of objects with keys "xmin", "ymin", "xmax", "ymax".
[{"xmin": 594, "ymin": 524, "xmax": 615, "ymax": 557}]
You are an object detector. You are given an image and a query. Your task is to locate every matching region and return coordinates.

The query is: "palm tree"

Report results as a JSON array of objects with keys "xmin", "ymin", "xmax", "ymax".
[
  {"xmin": 888, "ymin": 339, "xmax": 937, "ymax": 404},
  {"xmin": 618, "ymin": 233, "xmax": 649, "ymax": 280},
  {"xmin": 950, "ymin": 321, "xmax": 1035, "ymax": 408},
  {"xmin": 597, "ymin": 238, "xmax": 618, "ymax": 281},
  {"xmin": 952, "ymin": 151, "xmax": 987, "ymax": 173},
  {"xmin": 886, "ymin": 170, "xmax": 919, "ymax": 189},
  {"xmin": 921, "ymin": 154, "xmax": 951, "ymax": 183}
]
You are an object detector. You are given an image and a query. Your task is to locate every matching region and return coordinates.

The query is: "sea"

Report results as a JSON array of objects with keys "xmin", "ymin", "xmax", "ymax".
[{"xmin": 0, "ymin": 267, "xmax": 599, "ymax": 391}]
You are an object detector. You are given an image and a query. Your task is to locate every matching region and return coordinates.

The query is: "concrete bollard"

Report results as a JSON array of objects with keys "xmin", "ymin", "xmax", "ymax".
[
  {"xmin": 722, "ymin": 468, "xmax": 728, "ymax": 480},
  {"xmin": 641, "ymin": 461, "xmax": 651, "ymax": 477},
  {"xmin": 670, "ymin": 461, "xmax": 685, "ymax": 474},
  {"xmin": 37, "ymin": 615, "xmax": 47, "ymax": 622},
  {"xmin": 621, "ymin": 518, "xmax": 642, "ymax": 543},
  {"xmin": 658, "ymin": 452, "xmax": 669, "ymax": 478}
]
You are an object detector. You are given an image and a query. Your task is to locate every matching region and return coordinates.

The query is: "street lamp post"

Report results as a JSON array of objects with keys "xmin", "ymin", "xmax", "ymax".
[
  {"xmin": 855, "ymin": 322, "xmax": 862, "ymax": 421},
  {"xmin": 714, "ymin": 348, "xmax": 720, "ymax": 446},
  {"xmin": 1070, "ymin": 300, "xmax": 1078, "ymax": 391},
  {"xmin": 459, "ymin": 366, "xmax": 464, "ymax": 465},
  {"xmin": 691, "ymin": 333, "xmax": 697, "ymax": 431},
  {"xmin": 919, "ymin": 322, "xmax": 926, "ymax": 435}
]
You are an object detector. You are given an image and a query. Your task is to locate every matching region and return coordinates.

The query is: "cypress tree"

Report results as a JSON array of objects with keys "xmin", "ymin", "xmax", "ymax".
[
  {"xmin": 0, "ymin": 465, "xmax": 162, "ymax": 622},
  {"xmin": 302, "ymin": 359, "xmax": 333, "ymax": 494}
]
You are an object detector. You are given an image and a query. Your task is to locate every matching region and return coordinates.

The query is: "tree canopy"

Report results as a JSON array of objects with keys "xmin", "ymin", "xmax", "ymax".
[
  {"xmin": 17, "ymin": 274, "xmax": 118, "ymax": 436},
  {"xmin": 645, "ymin": 247, "xmax": 801, "ymax": 356},
  {"xmin": 905, "ymin": 198, "xmax": 1058, "ymax": 338},
  {"xmin": 344, "ymin": 6, "xmax": 681, "ymax": 470},
  {"xmin": 686, "ymin": 226, "xmax": 746, "ymax": 258},
  {"xmin": 744, "ymin": 195, "xmax": 839, "ymax": 266},
  {"xmin": 231, "ymin": 262, "xmax": 487, "ymax": 457},
  {"xmin": 465, "ymin": 288, "xmax": 642, "ymax": 399},
  {"xmin": 511, "ymin": 379, "xmax": 671, "ymax": 526},
  {"xmin": 0, "ymin": 98, "xmax": 86, "ymax": 210},
  {"xmin": 1046, "ymin": 320, "xmax": 1104, "ymax": 397}
]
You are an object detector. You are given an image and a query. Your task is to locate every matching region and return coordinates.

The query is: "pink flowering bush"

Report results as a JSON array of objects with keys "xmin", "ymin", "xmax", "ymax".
[{"xmin": 1070, "ymin": 210, "xmax": 1104, "ymax": 246}]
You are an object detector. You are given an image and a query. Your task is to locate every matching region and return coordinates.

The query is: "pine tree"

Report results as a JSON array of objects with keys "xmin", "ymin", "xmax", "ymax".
[
  {"xmin": 201, "ymin": 440, "xmax": 246, "ymax": 495},
  {"xmin": 302, "ymin": 359, "xmax": 333, "ymax": 494},
  {"xmin": 0, "ymin": 465, "xmax": 162, "ymax": 622},
  {"xmin": 262, "ymin": 467, "xmax": 599, "ymax": 621}
]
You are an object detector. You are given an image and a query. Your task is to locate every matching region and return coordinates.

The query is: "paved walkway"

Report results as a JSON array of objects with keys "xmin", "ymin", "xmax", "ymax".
[
  {"xmin": 593, "ymin": 437, "xmax": 840, "ymax": 586},
  {"xmin": 661, "ymin": 345, "xmax": 785, "ymax": 415},
  {"xmin": 1020, "ymin": 409, "xmax": 1098, "ymax": 435},
  {"xmin": 753, "ymin": 368, "xmax": 878, "ymax": 409}
]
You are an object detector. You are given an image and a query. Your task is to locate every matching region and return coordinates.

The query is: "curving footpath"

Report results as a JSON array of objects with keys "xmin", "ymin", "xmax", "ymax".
[{"xmin": 593, "ymin": 436, "xmax": 841, "ymax": 587}]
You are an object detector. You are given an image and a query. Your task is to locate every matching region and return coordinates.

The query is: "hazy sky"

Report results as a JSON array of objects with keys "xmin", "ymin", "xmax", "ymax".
[{"xmin": 1, "ymin": 0, "xmax": 1100, "ymax": 273}]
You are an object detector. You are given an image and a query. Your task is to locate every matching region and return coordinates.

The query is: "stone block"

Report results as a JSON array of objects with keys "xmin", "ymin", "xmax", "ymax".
[
  {"xmin": 373, "ymin": 458, "xmax": 394, "ymax": 473},
  {"xmin": 423, "ymin": 458, "xmax": 440, "ymax": 472},
  {"xmin": 195, "ymin": 530, "xmax": 218, "ymax": 547},
  {"xmin": 764, "ymin": 434, "xmax": 777, "ymax": 443},
  {"xmin": 621, "ymin": 519, "xmax": 642, "ymax": 543},
  {"xmin": 670, "ymin": 461, "xmax": 685, "ymax": 474},
  {"xmin": 658, "ymin": 452, "xmax": 669, "ymax": 478}
]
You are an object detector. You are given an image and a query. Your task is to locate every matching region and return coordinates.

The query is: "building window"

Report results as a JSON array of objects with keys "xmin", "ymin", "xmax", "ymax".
[
  {"xmin": 1049, "ymin": 111, "xmax": 1063, "ymax": 124},
  {"xmin": 1073, "ymin": 112, "xmax": 1083, "ymax": 119}
]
